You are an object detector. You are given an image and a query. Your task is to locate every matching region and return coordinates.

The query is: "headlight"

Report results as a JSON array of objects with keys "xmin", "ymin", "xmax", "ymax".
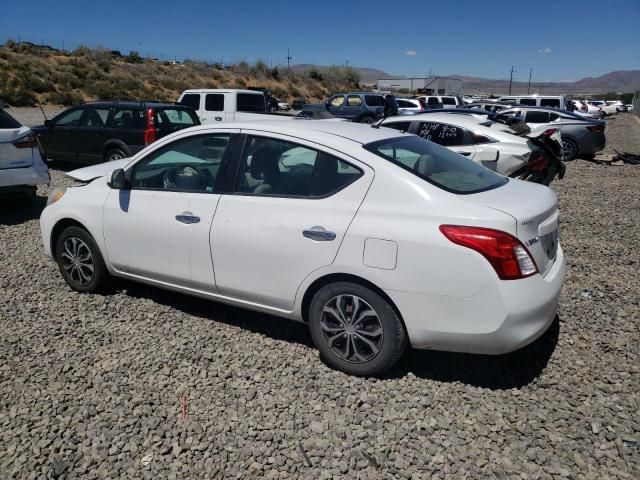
[{"xmin": 46, "ymin": 187, "xmax": 67, "ymax": 206}]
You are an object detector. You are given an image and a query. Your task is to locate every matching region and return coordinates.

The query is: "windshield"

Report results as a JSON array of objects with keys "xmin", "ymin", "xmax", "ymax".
[{"xmin": 364, "ymin": 135, "xmax": 507, "ymax": 194}]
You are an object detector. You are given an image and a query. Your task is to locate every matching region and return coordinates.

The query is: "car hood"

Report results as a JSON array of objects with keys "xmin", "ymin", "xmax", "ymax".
[{"xmin": 66, "ymin": 158, "xmax": 130, "ymax": 182}]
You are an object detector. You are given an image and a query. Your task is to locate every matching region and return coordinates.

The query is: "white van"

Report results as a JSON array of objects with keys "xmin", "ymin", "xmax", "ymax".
[{"xmin": 497, "ymin": 95, "xmax": 566, "ymax": 109}]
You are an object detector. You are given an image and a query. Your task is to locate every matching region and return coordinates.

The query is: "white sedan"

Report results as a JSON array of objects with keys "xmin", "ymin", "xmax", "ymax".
[
  {"xmin": 0, "ymin": 109, "xmax": 49, "ymax": 199},
  {"xmin": 380, "ymin": 113, "xmax": 564, "ymax": 185},
  {"xmin": 40, "ymin": 121, "xmax": 565, "ymax": 376}
]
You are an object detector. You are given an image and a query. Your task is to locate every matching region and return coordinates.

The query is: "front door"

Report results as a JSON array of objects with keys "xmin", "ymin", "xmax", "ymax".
[
  {"xmin": 211, "ymin": 133, "xmax": 372, "ymax": 310},
  {"xmin": 103, "ymin": 130, "xmax": 237, "ymax": 291},
  {"xmin": 45, "ymin": 107, "xmax": 86, "ymax": 161},
  {"xmin": 201, "ymin": 93, "xmax": 228, "ymax": 124}
]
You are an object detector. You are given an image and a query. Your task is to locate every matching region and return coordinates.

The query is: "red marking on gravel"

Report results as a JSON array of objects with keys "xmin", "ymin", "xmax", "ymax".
[{"xmin": 181, "ymin": 394, "xmax": 187, "ymax": 420}]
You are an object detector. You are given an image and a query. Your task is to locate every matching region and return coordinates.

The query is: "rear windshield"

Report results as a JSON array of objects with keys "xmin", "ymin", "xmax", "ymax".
[
  {"xmin": 0, "ymin": 110, "xmax": 22, "ymax": 129},
  {"xmin": 237, "ymin": 93, "xmax": 266, "ymax": 112},
  {"xmin": 364, "ymin": 135, "xmax": 507, "ymax": 194},
  {"xmin": 155, "ymin": 108, "xmax": 200, "ymax": 131}
]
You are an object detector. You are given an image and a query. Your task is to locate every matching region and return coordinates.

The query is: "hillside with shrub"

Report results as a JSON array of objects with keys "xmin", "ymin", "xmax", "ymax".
[{"xmin": 0, "ymin": 41, "xmax": 362, "ymax": 107}]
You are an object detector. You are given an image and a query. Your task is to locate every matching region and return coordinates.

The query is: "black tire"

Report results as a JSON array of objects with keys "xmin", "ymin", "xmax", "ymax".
[
  {"xmin": 104, "ymin": 147, "xmax": 127, "ymax": 163},
  {"xmin": 55, "ymin": 226, "xmax": 112, "ymax": 293},
  {"xmin": 359, "ymin": 116, "xmax": 374, "ymax": 124},
  {"xmin": 269, "ymin": 105, "xmax": 278, "ymax": 113},
  {"xmin": 308, "ymin": 282, "xmax": 407, "ymax": 376},
  {"xmin": 561, "ymin": 138, "xmax": 578, "ymax": 161}
]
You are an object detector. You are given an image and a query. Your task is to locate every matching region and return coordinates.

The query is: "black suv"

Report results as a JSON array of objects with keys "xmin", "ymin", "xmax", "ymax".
[
  {"xmin": 32, "ymin": 101, "xmax": 200, "ymax": 164},
  {"xmin": 325, "ymin": 92, "xmax": 386, "ymax": 123}
]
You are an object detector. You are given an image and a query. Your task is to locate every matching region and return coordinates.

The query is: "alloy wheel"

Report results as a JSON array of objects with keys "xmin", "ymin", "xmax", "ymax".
[
  {"xmin": 320, "ymin": 295, "xmax": 384, "ymax": 363},
  {"xmin": 60, "ymin": 237, "xmax": 95, "ymax": 286}
]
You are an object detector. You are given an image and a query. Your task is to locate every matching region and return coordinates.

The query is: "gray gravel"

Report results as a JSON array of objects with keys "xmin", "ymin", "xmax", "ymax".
[{"xmin": 1, "ymin": 118, "xmax": 639, "ymax": 479}]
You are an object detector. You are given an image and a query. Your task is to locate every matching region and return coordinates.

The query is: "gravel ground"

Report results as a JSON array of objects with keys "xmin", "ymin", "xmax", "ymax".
[{"xmin": 1, "ymin": 115, "xmax": 639, "ymax": 479}]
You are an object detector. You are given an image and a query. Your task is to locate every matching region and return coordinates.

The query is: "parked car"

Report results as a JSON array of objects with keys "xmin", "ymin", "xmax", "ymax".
[
  {"xmin": 40, "ymin": 121, "xmax": 565, "ymax": 376},
  {"xmin": 32, "ymin": 101, "xmax": 200, "ymax": 164},
  {"xmin": 497, "ymin": 106, "xmax": 606, "ymax": 161},
  {"xmin": 588, "ymin": 100, "xmax": 617, "ymax": 116},
  {"xmin": 417, "ymin": 95, "xmax": 465, "ymax": 108},
  {"xmin": 497, "ymin": 95, "xmax": 565, "ymax": 109},
  {"xmin": 295, "ymin": 105, "xmax": 342, "ymax": 120},
  {"xmin": 569, "ymin": 100, "xmax": 603, "ymax": 119},
  {"xmin": 395, "ymin": 98, "xmax": 424, "ymax": 114},
  {"xmin": 278, "ymin": 100, "xmax": 292, "ymax": 111},
  {"xmin": 179, "ymin": 89, "xmax": 292, "ymax": 124},
  {"xmin": 380, "ymin": 112, "xmax": 565, "ymax": 185},
  {"xmin": 0, "ymin": 108, "xmax": 49, "ymax": 199},
  {"xmin": 325, "ymin": 92, "xmax": 386, "ymax": 123},
  {"xmin": 414, "ymin": 96, "xmax": 444, "ymax": 110}
]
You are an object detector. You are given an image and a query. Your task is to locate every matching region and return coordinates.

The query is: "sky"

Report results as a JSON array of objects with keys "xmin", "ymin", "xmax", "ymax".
[{"xmin": 2, "ymin": 0, "xmax": 639, "ymax": 82}]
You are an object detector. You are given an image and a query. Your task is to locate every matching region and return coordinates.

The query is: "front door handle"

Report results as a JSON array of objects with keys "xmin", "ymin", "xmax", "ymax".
[
  {"xmin": 303, "ymin": 228, "xmax": 336, "ymax": 241},
  {"xmin": 215, "ymin": 117, "xmax": 222, "ymax": 121},
  {"xmin": 175, "ymin": 214, "xmax": 200, "ymax": 224}
]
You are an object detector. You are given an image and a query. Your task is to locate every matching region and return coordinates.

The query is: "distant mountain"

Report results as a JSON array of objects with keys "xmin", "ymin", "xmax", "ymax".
[
  {"xmin": 293, "ymin": 64, "xmax": 640, "ymax": 94},
  {"xmin": 292, "ymin": 64, "xmax": 394, "ymax": 84}
]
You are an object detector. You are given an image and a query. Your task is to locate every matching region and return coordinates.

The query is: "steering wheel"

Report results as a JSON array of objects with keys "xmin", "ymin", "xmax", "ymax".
[{"xmin": 163, "ymin": 164, "xmax": 205, "ymax": 190}]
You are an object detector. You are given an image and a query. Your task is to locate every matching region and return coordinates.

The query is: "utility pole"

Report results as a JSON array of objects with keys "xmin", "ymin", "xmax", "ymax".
[
  {"xmin": 345, "ymin": 60, "xmax": 349, "ymax": 68},
  {"xmin": 527, "ymin": 67, "xmax": 532, "ymax": 94},
  {"xmin": 508, "ymin": 66, "xmax": 516, "ymax": 95},
  {"xmin": 286, "ymin": 48, "xmax": 292, "ymax": 70}
]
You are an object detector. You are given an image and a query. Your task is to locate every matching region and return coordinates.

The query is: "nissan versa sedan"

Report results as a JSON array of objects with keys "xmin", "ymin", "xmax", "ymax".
[{"xmin": 40, "ymin": 121, "xmax": 565, "ymax": 376}]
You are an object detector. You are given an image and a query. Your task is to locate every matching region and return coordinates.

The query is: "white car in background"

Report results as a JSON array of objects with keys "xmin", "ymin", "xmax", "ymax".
[
  {"xmin": 395, "ymin": 98, "xmax": 424, "ymax": 114},
  {"xmin": 40, "ymin": 121, "xmax": 565, "ymax": 376},
  {"xmin": 570, "ymin": 100, "xmax": 603, "ymax": 119},
  {"xmin": 0, "ymin": 108, "xmax": 49, "ymax": 200},
  {"xmin": 588, "ymin": 100, "xmax": 617, "ymax": 116},
  {"xmin": 380, "ymin": 113, "xmax": 564, "ymax": 185}
]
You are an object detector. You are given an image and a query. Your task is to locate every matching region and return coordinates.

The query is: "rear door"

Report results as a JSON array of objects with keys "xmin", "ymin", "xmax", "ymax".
[
  {"xmin": 201, "ymin": 93, "xmax": 227, "ymax": 123},
  {"xmin": 210, "ymin": 132, "xmax": 372, "ymax": 310},
  {"xmin": 109, "ymin": 107, "xmax": 146, "ymax": 155},
  {"xmin": 76, "ymin": 106, "xmax": 112, "ymax": 163}
]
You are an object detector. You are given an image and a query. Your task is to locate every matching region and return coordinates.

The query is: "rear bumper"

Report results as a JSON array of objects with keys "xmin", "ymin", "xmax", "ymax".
[
  {"xmin": 0, "ymin": 157, "xmax": 50, "ymax": 189},
  {"xmin": 578, "ymin": 133, "xmax": 606, "ymax": 154},
  {"xmin": 388, "ymin": 245, "xmax": 566, "ymax": 355}
]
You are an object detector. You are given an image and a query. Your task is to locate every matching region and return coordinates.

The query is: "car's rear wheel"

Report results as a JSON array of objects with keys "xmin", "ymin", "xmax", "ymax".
[
  {"xmin": 561, "ymin": 138, "xmax": 578, "ymax": 161},
  {"xmin": 308, "ymin": 282, "xmax": 407, "ymax": 376},
  {"xmin": 55, "ymin": 226, "xmax": 111, "ymax": 293},
  {"xmin": 104, "ymin": 148, "xmax": 126, "ymax": 163}
]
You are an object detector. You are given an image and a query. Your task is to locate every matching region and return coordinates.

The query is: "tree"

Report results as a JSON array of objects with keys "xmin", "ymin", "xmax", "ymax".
[{"xmin": 125, "ymin": 51, "xmax": 143, "ymax": 64}]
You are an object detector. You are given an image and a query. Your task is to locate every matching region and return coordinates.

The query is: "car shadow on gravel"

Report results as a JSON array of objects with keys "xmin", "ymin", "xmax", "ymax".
[
  {"xmin": 389, "ymin": 317, "xmax": 560, "ymax": 389},
  {"xmin": 0, "ymin": 195, "xmax": 46, "ymax": 225}
]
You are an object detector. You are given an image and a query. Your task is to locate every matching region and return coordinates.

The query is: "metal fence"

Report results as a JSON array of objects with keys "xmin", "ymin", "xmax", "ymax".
[{"xmin": 633, "ymin": 90, "xmax": 640, "ymax": 117}]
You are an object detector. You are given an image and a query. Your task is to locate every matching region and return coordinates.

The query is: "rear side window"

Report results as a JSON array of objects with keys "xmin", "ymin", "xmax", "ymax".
[
  {"xmin": 365, "ymin": 95, "xmax": 384, "ymax": 107},
  {"xmin": 417, "ymin": 122, "xmax": 465, "ymax": 147},
  {"xmin": 205, "ymin": 94, "xmax": 225, "ymax": 111},
  {"xmin": 525, "ymin": 111, "xmax": 551, "ymax": 123},
  {"xmin": 426, "ymin": 97, "xmax": 440, "ymax": 105},
  {"xmin": 519, "ymin": 98, "xmax": 537, "ymax": 106},
  {"xmin": 441, "ymin": 97, "xmax": 456, "ymax": 105},
  {"xmin": 112, "ymin": 108, "xmax": 145, "ymax": 129},
  {"xmin": 235, "ymin": 136, "xmax": 362, "ymax": 197},
  {"xmin": 540, "ymin": 98, "xmax": 560, "ymax": 108},
  {"xmin": 0, "ymin": 110, "xmax": 22, "ymax": 129},
  {"xmin": 180, "ymin": 94, "xmax": 201, "ymax": 110},
  {"xmin": 237, "ymin": 93, "xmax": 266, "ymax": 112},
  {"xmin": 396, "ymin": 100, "xmax": 414, "ymax": 108},
  {"xmin": 347, "ymin": 95, "xmax": 362, "ymax": 107},
  {"xmin": 364, "ymin": 136, "xmax": 507, "ymax": 194}
]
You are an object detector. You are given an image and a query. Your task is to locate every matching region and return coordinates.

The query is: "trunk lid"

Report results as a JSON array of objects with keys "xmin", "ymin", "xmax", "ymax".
[
  {"xmin": 0, "ymin": 126, "xmax": 34, "ymax": 170},
  {"xmin": 460, "ymin": 179, "xmax": 560, "ymax": 276}
]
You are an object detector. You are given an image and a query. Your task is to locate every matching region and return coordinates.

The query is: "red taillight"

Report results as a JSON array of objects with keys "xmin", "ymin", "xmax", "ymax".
[
  {"xmin": 528, "ymin": 151, "xmax": 549, "ymax": 172},
  {"xmin": 144, "ymin": 108, "xmax": 156, "ymax": 145},
  {"xmin": 439, "ymin": 225, "xmax": 538, "ymax": 280},
  {"xmin": 540, "ymin": 128, "xmax": 557, "ymax": 138},
  {"xmin": 587, "ymin": 125, "xmax": 604, "ymax": 133},
  {"xmin": 13, "ymin": 133, "xmax": 38, "ymax": 149}
]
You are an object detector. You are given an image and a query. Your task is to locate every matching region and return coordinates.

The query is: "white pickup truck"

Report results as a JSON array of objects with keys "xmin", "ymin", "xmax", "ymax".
[{"xmin": 178, "ymin": 89, "xmax": 291, "ymax": 124}]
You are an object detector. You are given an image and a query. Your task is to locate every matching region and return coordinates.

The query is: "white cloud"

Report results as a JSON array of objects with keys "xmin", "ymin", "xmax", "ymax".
[
  {"xmin": 405, "ymin": 50, "xmax": 417, "ymax": 56},
  {"xmin": 538, "ymin": 47, "xmax": 552, "ymax": 54}
]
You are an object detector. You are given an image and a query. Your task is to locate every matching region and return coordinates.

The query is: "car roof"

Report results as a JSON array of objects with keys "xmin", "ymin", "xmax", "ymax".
[
  {"xmin": 80, "ymin": 101, "xmax": 192, "ymax": 109},
  {"xmin": 384, "ymin": 112, "xmax": 492, "ymax": 127},
  {"xmin": 188, "ymin": 120, "xmax": 406, "ymax": 145}
]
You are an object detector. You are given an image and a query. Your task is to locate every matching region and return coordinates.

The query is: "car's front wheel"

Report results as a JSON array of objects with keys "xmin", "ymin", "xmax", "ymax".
[
  {"xmin": 308, "ymin": 282, "xmax": 407, "ymax": 376},
  {"xmin": 104, "ymin": 148, "xmax": 127, "ymax": 163},
  {"xmin": 55, "ymin": 226, "xmax": 111, "ymax": 293}
]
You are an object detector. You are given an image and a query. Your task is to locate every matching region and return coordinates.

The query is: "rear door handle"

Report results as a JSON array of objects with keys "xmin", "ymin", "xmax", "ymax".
[
  {"xmin": 459, "ymin": 151, "xmax": 472, "ymax": 156},
  {"xmin": 176, "ymin": 214, "xmax": 200, "ymax": 224},
  {"xmin": 303, "ymin": 228, "xmax": 336, "ymax": 241}
]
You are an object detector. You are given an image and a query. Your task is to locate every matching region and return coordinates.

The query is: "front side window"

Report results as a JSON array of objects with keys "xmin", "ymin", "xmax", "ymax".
[
  {"xmin": 235, "ymin": 136, "xmax": 362, "ymax": 197},
  {"xmin": 130, "ymin": 134, "xmax": 230, "ymax": 193},
  {"xmin": 112, "ymin": 108, "xmax": 145, "ymax": 129},
  {"xmin": 365, "ymin": 95, "xmax": 384, "ymax": 107},
  {"xmin": 54, "ymin": 109, "xmax": 84, "ymax": 127},
  {"xmin": 417, "ymin": 122, "xmax": 466, "ymax": 147},
  {"xmin": 540, "ymin": 98, "xmax": 560, "ymax": 108},
  {"xmin": 525, "ymin": 111, "xmax": 551, "ymax": 123},
  {"xmin": 329, "ymin": 96, "xmax": 345, "ymax": 107},
  {"xmin": 347, "ymin": 95, "xmax": 362, "ymax": 107},
  {"xmin": 237, "ymin": 93, "xmax": 266, "ymax": 112},
  {"xmin": 79, "ymin": 108, "xmax": 110, "ymax": 128},
  {"xmin": 364, "ymin": 136, "xmax": 507, "ymax": 194},
  {"xmin": 180, "ymin": 93, "xmax": 201, "ymax": 110}
]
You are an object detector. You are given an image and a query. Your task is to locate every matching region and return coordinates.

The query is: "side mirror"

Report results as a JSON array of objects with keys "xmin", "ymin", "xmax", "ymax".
[
  {"xmin": 108, "ymin": 169, "xmax": 128, "ymax": 189},
  {"xmin": 44, "ymin": 119, "xmax": 52, "ymax": 128}
]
